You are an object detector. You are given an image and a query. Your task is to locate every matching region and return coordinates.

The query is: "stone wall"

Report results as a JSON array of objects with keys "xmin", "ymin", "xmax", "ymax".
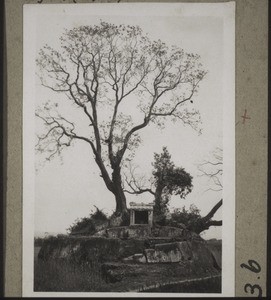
[
  {"xmin": 38, "ymin": 236, "xmax": 146, "ymax": 263},
  {"xmin": 38, "ymin": 230, "xmax": 221, "ymax": 270},
  {"xmin": 95, "ymin": 225, "xmax": 151, "ymax": 239},
  {"xmin": 94, "ymin": 225, "xmax": 201, "ymax": 240},
  {"xmin": 36, "ymin": 230, "xmax": 222, "ymax": 292},
  {"xmin": 124, "ymin": 240, "xmax": 219, "ymax": 267}
]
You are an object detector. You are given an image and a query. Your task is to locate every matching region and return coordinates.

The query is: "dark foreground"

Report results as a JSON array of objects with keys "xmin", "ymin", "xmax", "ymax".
[
  {"xmin": 34, "ymin": 232, "xmax": 222, "ymax": 293},
  {"xmin": 34, "ymin": 247, "xmax": 221, "ymax": 293}
]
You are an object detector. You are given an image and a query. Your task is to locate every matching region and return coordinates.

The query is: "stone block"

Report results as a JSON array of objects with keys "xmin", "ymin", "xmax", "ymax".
[
  {"xmin": 144, "ymin": 241, "xmax": 195, "ymax": 263},
  {"xmin": 145, "ymin": 243, "xmax": 182, "ymax": 263},
  {"xmin": 123, "ymin": 253, "xmax": 147, "ymax": 263},
  {"xmin": 133, "ymin": 253, "xmax": 147, "ymax": 263},
  {"xmin": 144, "ymin": 249, "xmax": 160, "ymax": 263},
  {"xmin": 95, "ymin": 225, "xmax": 152, "ymax": 239}
]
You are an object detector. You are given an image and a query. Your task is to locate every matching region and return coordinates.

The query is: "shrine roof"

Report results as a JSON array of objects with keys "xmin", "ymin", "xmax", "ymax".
[{"xmin": 129, "ymin": 202, "xmax": 154, "ymax": 210}]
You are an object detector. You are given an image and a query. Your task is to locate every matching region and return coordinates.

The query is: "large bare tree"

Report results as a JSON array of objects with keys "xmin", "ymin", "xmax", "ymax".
[{"xmin": 35, "ymin": 22, "xmax": 206, "ymax": 221}]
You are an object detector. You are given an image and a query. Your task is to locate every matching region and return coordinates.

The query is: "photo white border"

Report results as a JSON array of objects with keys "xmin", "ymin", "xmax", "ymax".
[{"xmin": 23, "ymin": 2, "xmax": 235, "ymax": 297}]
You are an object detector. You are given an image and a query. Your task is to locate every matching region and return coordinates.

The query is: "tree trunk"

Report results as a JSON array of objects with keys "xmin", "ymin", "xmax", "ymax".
[
  {"xmin": 154, "ymin": 184, "xmax": 164, "ymax": 212},
  {"xmin": 153, "ymin": 183, "xmax": 167, "ymax": 225},
  {"xmin": 112, "ymin": 166, "xmax": 128, "ymax": 215}
]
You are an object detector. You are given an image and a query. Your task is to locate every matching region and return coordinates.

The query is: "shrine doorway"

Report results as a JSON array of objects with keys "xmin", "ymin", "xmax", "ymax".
[
  {"xmin": 134, "ymin": 210, "xmax": 149, "ymax": 224},
  {"xmin": 129, "ymin": 202, "xmax": 154, "ymax": 227}
]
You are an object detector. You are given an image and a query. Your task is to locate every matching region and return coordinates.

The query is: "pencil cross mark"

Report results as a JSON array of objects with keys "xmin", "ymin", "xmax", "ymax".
[{"xmin": 241, "ymin": 109, "xmax": 251, "ymax": 124}]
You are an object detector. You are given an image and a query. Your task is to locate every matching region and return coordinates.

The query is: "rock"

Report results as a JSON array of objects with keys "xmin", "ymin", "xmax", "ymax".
[
  {"xmin": 123, "ymin": 253, "xmax": 147, "ymax": 263},
  {"xmin": 144, "ymin": 249, "xmax": 160, "ymax": 263},
  {"xmin": 144, "ymin": 241, "xmax": 215, "ymax": 265},
  {"xmin": 145, "ymin": 242, "xmax": 183, "ymax": 263},
  {"xmin": 133, "ymin": 253, "xmax": 147, "ymax": 263}
]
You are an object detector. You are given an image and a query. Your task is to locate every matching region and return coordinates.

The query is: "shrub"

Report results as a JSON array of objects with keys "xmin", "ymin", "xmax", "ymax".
[
  {"xmin": 167, "ymin": 204, "xmax": 202, "ymax": 229},
  {"xmin": 34, "ymin": 237, "xmax": 44, "ymax": 247},
  {"xmin": 67, "ymin": 207, "xmax": 108, "ymax": 235}
]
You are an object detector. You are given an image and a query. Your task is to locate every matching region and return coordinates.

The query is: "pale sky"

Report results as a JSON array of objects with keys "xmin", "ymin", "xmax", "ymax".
[{"xmin": 30, "ymin": 4, "xmax": 225, "ymax": 239}]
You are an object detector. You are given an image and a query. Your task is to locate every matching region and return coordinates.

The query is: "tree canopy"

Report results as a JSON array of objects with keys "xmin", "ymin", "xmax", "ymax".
[
  {"xmin": 152, "ymin": 147, "xmax": 193, "ymax": 198},
  {"xmin": 36, "ymin": 21, "xmax": 206, "ymax": 217},
  {"xmin": 152, "ymin": 147, "xmax": 193, "ymax": 223}
]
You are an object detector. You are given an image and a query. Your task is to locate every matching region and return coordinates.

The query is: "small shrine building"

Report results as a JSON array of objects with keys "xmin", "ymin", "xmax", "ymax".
[{"xmin": 129, "ymin": 202, "xmax": 154, "ymax": 227}]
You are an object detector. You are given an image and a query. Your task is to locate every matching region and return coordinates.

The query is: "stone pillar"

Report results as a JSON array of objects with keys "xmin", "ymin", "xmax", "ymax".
[
  {"xmin": 148, "ymin": 210, "xmax": 153, "ymax": 227},
  {"xmin": 130, "ymin": 209, "xmax": 135, "ymax": 225}
]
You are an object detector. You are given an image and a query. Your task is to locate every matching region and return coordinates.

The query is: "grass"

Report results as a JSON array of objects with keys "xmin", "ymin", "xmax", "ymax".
[
  {"xmin": 34, "ymin": 246, "xmax": 105, "ymax": 292},
  {"xmin": 34, "ymin": 244, "xmax": 221, "ymax": 293},
  {"xmin": 34, "ymin": 259, "xmax": 105, "ymax": 292},
  {"xmin": 34, "ymin": 258, "xmax": 221, "ymax": 293}
]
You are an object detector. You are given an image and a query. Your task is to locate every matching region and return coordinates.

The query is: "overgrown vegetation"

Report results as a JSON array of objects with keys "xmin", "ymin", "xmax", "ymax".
[
  {"xmin": 66, "ymin": 200, "xmax": 219, "ymax": 237},
  {"xmin": 34, "ymin": 258, "xmax": 104, "ymax": 292},
  {"xmin": 34, "ymin": 246, "xmax": 221, "ymax": 293},
  {"xmin": 34, "ymin": 237, "xmax": 45, "ymax": 247},
  {"xmin": 67, "ymin": 207, "xmax": 108, "ymax": 235},
  {"xmin": 66, "ymin": 203, "xmax": 205, "ymax": 237},
  {"xmin": 166, "ymin": 203, "xmax": 222, "ymax": 234},
  {"xmin": 34, "ymin": 229, "xmax": 221, "ymax": 292},
  {"xmin": 167, "ymin": 204, "xmax": 202, "ymax": 228}
]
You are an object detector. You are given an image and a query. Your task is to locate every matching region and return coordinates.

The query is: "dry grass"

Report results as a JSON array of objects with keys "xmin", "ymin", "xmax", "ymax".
[
  {"xmin": 34, "ymin": 245, "xmax": 221, "ymax": 293},
  {"xmin": 34, "ymin": 253, "xmax": 105, "ymax": 292}
]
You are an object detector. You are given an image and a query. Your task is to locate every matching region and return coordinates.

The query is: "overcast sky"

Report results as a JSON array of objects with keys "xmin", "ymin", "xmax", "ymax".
[{"xmin": 29, "ymin": 4, "xmax": 226, "ymax": 240}]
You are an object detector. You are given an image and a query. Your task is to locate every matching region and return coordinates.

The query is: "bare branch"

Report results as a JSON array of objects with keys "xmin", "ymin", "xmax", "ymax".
[
  {"xmin": 201, "ymin": 199, "xmax": 223, "ymax": 222},
  {"xmin": 36, "ymin": 23, "xmax": 207, "ymax": 210},
  {"xmin": 123, "ymin": 163, "xmax": 155, "ymax": 196},
  {"xmin": 198, "ymin": 147, "xmax": 223, "ymax": 192}
]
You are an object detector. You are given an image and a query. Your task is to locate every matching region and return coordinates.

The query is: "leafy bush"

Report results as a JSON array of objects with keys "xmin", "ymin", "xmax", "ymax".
[
  {"xmin": 34, "ymin": 237, "xmax": 45, "ymax": 247},
  {"xmin": 91, "ymin": 207, "xmax": 108, "ymax": 222},
  {"xmin": 67, "ymin": 207, "xmax": 108, "ymax": 235},
  {"xmin": 167, "ymin": 204, "xmax": 202, "ymax": 229},
  {"xmin": 151, "ymin": 147, "xmax": 193, "ymax": 225}
]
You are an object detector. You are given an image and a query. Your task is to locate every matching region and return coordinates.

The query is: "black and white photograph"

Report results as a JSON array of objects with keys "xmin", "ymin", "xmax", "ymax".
[{"xmin": 23, "ymin": 2, "xmax": 235, "ymax": 297}]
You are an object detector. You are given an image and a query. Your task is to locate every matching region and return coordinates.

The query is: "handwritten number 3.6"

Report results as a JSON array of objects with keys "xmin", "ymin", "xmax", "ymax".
[
  {"xmin": 241, "ymin": 260, "xmax": 262, "ymax": 297},
  {"xmin": 244, "ymin": 283, "xmax": 262, "ymax": 297},
  {"xmin": 240, "ymin": 259, "xmax": 261, "ymax": 273}
]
